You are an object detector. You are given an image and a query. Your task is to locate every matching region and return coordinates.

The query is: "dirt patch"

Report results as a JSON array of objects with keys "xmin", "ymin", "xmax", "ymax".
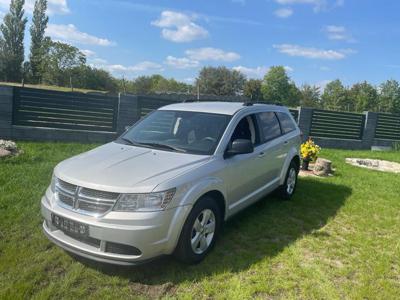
[
  {"xmin": 345, "ymin": 158, "xmax": 400, "ymax": 174},
  {"xmin": 129, "ymin": 281, "xmax": 176, "ymax": 298}
]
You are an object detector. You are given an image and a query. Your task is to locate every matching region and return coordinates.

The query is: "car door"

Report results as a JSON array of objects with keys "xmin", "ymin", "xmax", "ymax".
[
  {"xmin": 254, "ymin": 111, "xmax": 286, "ymax": 185},
  {"xmin": 276, "ymin": 112, "xmax": 299, "ymax": 160},
  {"xmin": 223, "ymin": 114, "xmax": 268, "ymax": 213}
]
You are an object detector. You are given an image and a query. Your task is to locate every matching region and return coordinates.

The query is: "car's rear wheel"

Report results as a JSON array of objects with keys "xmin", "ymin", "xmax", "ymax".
[
  {"xmin": 277, "ymin": 160, "xmax": 299, "ymax": 200},
  {"xmin": 174, "ymin": 196, "xmax": 221, "ymax": 264}
]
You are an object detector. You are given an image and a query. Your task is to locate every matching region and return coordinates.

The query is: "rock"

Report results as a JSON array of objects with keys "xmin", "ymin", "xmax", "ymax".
[
  {"xmin": 0, "ymin": 148, "xmax": 12, "ymax": 158},
  {"xmin": 313, "ymin": 158, "xmax": 333, "ymax": 176}
]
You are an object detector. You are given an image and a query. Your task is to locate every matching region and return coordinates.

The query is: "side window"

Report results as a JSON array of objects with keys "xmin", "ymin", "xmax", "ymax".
[
  {"xmin": 256, "ymin": 112, "xmax": 281, "ymax": 142},
  {"xmin": 276, "ymin": 112, "xmax": 297, "ymax": 134},
  {"xmin": 230, "ymin": 115, "xmax": 258, "ymax": 145}
]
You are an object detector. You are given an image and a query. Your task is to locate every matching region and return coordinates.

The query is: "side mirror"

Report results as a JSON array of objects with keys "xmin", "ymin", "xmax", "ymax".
[{"xmin": 225, "ymin": 139, "xmax": 254, "ymax": 158}]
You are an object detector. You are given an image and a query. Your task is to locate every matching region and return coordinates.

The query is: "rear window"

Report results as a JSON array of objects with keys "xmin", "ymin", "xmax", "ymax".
[{"xmin": 276, "ymin": 112, "xmax": 297, "ymax": 134}]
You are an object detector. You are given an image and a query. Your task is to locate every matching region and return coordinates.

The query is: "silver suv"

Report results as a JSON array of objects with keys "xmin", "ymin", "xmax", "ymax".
[{"xmin": 41, "ymin": 102, "xmax": 301, "ymax": 265}]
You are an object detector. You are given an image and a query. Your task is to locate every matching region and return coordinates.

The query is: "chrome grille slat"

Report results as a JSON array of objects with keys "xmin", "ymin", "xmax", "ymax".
[
  {"xmin": 56, "ymin": 179, "xmax": 120, "ymax": 216},
  {"xmin": 78, "ymin": 195, "xmax": 116, "ymax": 204}
]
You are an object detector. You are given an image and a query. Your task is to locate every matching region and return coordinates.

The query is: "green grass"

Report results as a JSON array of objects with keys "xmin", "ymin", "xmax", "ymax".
[
  {"xmin": 0, "ymin": 82, "xmax": 107, "ymax": 94},
  {"xmin": 1, "ymin": 142, "xmax": 400, "ymax": 299}
]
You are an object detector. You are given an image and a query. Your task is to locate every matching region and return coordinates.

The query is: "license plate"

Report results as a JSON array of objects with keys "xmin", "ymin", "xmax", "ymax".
[{"xmin": 51, "ymin": 213, "xmax": 89, "ymax": 236}]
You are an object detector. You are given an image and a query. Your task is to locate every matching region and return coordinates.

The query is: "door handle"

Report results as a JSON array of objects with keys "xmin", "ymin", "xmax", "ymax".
[
  {"xmin": 258, "ymin": 152, "xmax": 266, "ymax": 158},
  {"xmin": 284, "ymin": 140, "xmax": 289, "ymax": 145}
]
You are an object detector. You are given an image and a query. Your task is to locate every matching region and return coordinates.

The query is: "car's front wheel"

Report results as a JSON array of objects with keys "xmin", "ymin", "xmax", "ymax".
[{"xmin": 174, "ymin": 195, "xmax": 221, "ymax": 264}]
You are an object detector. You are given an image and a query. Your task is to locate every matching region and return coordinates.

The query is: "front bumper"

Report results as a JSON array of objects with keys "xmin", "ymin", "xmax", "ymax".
[{"xmin": 41, "ymin": 192, "xmax": 191, "ymax": 265}]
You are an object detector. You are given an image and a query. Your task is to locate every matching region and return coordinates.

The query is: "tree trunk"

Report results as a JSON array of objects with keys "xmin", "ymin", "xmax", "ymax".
[{"xmin": 313, "ymin": 158, "xmax": 332, "ymax": 176}]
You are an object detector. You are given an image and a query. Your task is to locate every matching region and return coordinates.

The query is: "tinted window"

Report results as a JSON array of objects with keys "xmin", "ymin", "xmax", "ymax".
[
  {"xmin": 277, "ymin": 112, "xmax": 297, "ymax": 134},
  {"xmin": 257, "ymin": 112, "xmax": 281, "ymax": 142}
]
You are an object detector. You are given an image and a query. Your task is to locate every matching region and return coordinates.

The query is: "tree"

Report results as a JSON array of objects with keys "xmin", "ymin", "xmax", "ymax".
[
  {"xmin": 41, "ymin": 39, "xmax": 86, "ymax": 86},
  {"xmin": 0, "ymin": 0, "xmax": 27, "ymax": 82},
  {"xmin": 300, "ymin": 84, "xmax": 321, "ymax": 108},
  {"xmin": 349, "ymin": 81, "xmax": 378, "ymax": 112},
  {"xmin": 379, "ymin": 79, "xmax": 400, "ymax": 113},
  {"xmin": 71, "ymin": 65, "xmax": 118, "ymax": 92},
  {"xmin": 243, "ymin": 79, "xmax": 263, "ymax": 102},
  {"xmin": 261, "ymin": 66, "xmax": 299, "ymax": 106},
  {"xmin": 29, "ymin": 0, "xmax": 48, "ymax": 84},
  {"xmin": 196, "ymin": 66, "xmax": 246, "ymax": 96},
  {"xmin": 321, "ymin": 79, "xmax": 351, "ymax": 111}
]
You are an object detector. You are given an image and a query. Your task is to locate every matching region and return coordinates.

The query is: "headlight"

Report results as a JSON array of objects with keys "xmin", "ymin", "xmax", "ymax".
[{"xmin": 113, "ymin": 188, "xmax": 176, "ymax": 212}]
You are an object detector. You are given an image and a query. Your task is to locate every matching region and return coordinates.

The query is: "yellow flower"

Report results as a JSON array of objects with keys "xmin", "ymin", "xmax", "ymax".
[{"xmin": 300, "ymin": 138, "xmax": 321, "ymax": 161}]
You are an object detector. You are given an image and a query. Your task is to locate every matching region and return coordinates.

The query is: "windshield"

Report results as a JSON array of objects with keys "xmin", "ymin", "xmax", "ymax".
[{"xmin": 118, "ymin": 110, "xmax": 231, "ymax": 155}]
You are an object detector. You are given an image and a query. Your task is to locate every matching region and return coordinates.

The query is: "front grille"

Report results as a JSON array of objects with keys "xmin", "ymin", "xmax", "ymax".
[
  {"xmin": 56, "ymin": 179, "xmax": 120, "ymax": 216},
  {"xmin": 105, "ymin": 242, "xmax": 142, "ymax": 256}
]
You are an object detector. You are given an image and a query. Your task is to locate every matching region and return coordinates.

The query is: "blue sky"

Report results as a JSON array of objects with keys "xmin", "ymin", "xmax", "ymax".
[{"xmin": 1, "ymin": 0, "xmax": 400, "ymax": 88}]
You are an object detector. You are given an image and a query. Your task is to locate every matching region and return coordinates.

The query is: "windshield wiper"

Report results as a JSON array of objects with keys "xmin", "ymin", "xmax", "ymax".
[
  {"xmin": 120, "ymin": 137, "xmax": 137, "ymax": 146},
  {"xmin": 137, "ymin": 142, "xmax": 187, "ymax": 153}
]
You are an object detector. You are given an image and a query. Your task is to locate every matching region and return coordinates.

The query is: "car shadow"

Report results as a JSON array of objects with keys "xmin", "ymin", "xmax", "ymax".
[{"xmin": 74, "ymin": 178, "xmax": 351, "ymax": 286}]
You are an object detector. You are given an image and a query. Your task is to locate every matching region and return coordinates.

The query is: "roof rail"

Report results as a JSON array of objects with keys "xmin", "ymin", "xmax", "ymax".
[{"xmin": 243, "ymin": 102, "xmax": 253, "ymax": 106}]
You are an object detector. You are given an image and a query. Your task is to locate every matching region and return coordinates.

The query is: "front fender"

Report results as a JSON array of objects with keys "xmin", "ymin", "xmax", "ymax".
[
  {"xmin": 178, "ymin": 177, "xmax": 227, "ymax": 209},
  {"xmin": 279, "ymin": 147, "xmax": 300, "ymax": 185}
]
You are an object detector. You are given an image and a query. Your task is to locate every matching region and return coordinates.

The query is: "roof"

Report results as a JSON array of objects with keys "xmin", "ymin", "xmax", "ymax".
[{"xmin": 159, "ymin": 101, "xmax": 287, "ymax": 116}]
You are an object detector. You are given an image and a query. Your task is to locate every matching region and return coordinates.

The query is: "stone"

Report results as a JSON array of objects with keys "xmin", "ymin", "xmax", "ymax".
[
  {"xmin": 346, "ymin": 158, "xmax": 400, "ymax": 174},
  {"xmin": 313, "ymin": 158, "xmax": 333, "ymax": 176},
  {"xmin": 0, "ymin": 148, "xmax": 11, "ymax": 158}
]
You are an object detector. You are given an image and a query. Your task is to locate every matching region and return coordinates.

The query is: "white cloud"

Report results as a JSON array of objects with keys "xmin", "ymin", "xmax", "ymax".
[
  {"xmin": 324, "ymin": 25, "xmax": 355, "ymax": 42},
  {"xmin": 284, "ymin": 65, "xmax": 294, "ymax": 72},
  {"xmin": 233, "ymin": 66, "xmax": 269, "ymax": 79},
  {"xmin": 274, "ymin": 8, "xmax": 293, "ymax": 18},
  {"xmin": 151, "ymin": 10, "xmax": 208, "ymax": 43},
  {"xmin": 185, "ymin": 47, "xmax": 240, "ymax": 62},
  {"xmin": 46, "ymin": 24, "xmax": 115, "ymax": 47},
  {"xmin": 164, "ymin": 56, "xmax": 199, "ymax": 69},
  {"xmin": 0, "ymin": 0, "xmax": 69, "ymax": 15},
  {"xmin": 274, "ymin": 44, "xmax": 355, "ymax": 60},
  {"xmin": 90, "ymin": 59, "xmax": 163, "ymax": 77},
  {"xmin": 274, "ymin": 0, "xmax": 344, "ymax": 12},
  {"xmin": 81, "ymin": 49, "xmax": 96, "ymax": 57}
]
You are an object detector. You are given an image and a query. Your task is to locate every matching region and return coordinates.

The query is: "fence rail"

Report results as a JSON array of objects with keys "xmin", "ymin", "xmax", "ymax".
[
  {"xmin": 310, "ymin": 109, "xmax": 365, "ymax": 140},
  {"xmin": 375, "ymin": 113, "xmax": 400, "ymax": 140},
  {"xmin": 12, "ymin": 87, "xmax": 119, "ymax": 132}
]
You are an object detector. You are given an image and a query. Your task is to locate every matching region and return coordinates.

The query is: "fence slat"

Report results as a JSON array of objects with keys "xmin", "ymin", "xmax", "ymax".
[
  {"xmin": 12, "ymin": 87, "xmax": 118, "ymax": 132},
  {"xmin": 310, "ymin": 109, "xmax": 365, "ymax": 140}
]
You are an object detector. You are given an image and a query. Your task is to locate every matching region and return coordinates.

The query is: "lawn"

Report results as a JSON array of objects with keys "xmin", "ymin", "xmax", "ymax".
[{"xmin": 1, "ymin": 142, "xmax": 399, "ymax": 299}]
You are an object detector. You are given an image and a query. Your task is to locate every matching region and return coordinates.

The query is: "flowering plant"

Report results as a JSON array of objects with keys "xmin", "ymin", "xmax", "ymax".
[{"xmin": 300, "ymin": 138, "xmax": 321, "ymax": 162}]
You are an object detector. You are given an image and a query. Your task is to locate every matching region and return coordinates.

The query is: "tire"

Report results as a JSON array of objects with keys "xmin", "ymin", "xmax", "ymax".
[
  {"xmin": 276, "ymin": 160, "xmax": 299, "ymax": 200},
  {"xmin": 174, "ymin": 196, "xmax": 222, "ymax": 264}
]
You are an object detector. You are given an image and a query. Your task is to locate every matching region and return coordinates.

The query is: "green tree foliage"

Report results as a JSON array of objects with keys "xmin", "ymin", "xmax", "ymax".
[
  {"xmin": 29, "ymin": 0, "xmax": 49, "ymax": 84},
  {"xmin": 379, "ymin": 79, "xmax": 400, "ymax": 113},
  {"xmin": 243, "ymin": 79, "xmax": 263, "ymax": 102},
  {"xmin": 0, "ymin": 0, "xmax": 27, "ymax": 82},
  {"xmin": 349, "ymin": 81, "xmax": 378, "ymax": 112},
  {"xmin": 300, "ymin": 84, "xmax": 321, "ymax": 108},
  {"xmin": 41, "ymin": 39, "xmax": 86, "ymax": 86},
  {"xmin": 196, "ymin": 66, "xmax": 246, "ymax": 96},
  {"xmin": 117, "ymin": 75, "xmax": 191, "ymax": 94},
  {"xmin": 321, "ymin": 80, "xmax": 351, "ymax": 111},
  {"xmin": 71, "ymin": 65, "xmax": 118, "ymax": 92},
  {"xmin": 261, "ymin": 66, "xmax": 300, "ymax": 106}
]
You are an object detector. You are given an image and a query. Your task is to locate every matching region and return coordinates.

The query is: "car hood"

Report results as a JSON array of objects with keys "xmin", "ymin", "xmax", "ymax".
[{"xmin": 54, "ymin": 142, "xmax": 210, "ymax": 193}]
